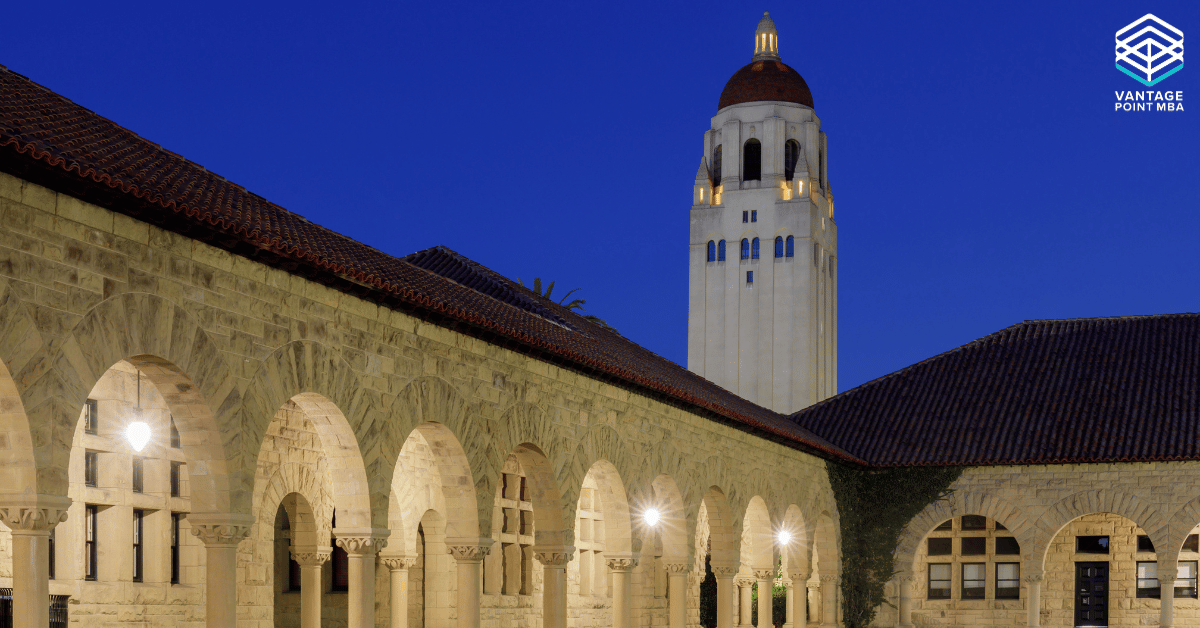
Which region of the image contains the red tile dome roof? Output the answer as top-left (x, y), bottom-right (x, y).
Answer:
top-left (718, 59), bottom-right (814, 111)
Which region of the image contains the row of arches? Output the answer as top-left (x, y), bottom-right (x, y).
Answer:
top-left (710, 139), bottom-right (805, 186)
top-left (706, 236), bottom-right (797, 262)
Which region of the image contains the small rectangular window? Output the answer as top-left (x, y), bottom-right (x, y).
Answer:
top-left (1184, 535), bottom-right (1199, 553)
top-left (170, 414), bottom-right (181, 449)
top-left (961, 537), bottom-right (986, 555)
top-left (170, 462), bottom-right (182, 497)
top-left (995, 537), bottom-right (1021, 555)
top-left (927, 537), bottom-right (952, 555)
top-left (751, 210), bottom-right (757, 222)
top-left (928, 563), bottom-right (951, 599)
top-left (996, 563), bottom-right (1020, 599)
top-left (171, 512), bottom-right (182, 584)
top-left (132, 509), bottom-right (144, 583)
top-left (962, 563), bottom-right (985, 599)
top-left (85, 451), bottom-right (98, 487)
top-left (1137, 561), bottom-right (1160, 598)
top-left (84, 399), bottom-right (98, 434)
top-left (1138, 535), bottom-right (1156, 553)
top-left (132, 457), bottom-right (144, 494)
top-left (934, 519), bottom-right (953, 531)
top-left (1076, 536), bottom-right (1110, 554)
top-left (85, 505), bottom-right (98, 581)
top-left (742, 211), bottom-right (748, 223)
top-left (746, 271), bottom-right (754, 284)
top-left (961, 515), bottom-right (986, 530)
top-left (1177, 561), bottom-right (1198, 598)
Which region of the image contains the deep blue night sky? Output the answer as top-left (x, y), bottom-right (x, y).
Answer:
top-left (5, 1), bottom-right (1198, 398)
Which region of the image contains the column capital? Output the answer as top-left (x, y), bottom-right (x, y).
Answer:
top-left (607, 557), bottom-right (639, 572)
top-left (754, 569), bottom-right (775, 581)
top-left (290, 546), bottom-right (332, 566)
top-left (665, 562), bottom-right (690, 575)
top-left (0, 494), bottom-right (70, 533)
top-left (806, 582), bottom-right (820, 591)
top-left (189, 512), bottom-right (255, 547)
top-left (712, 564), bottom-right (739, 578)
top-left (533, 546), bottom-right (575, 567)
top-left (787, 570), bottom-right (810, 584)
top-left (447, 537), bottom-right (494, 564)
top-left (1024, 572), bottom-right (1045, 584)
top-left (334, 527), bottom-right (390, 556)
top-left (735, 575), bottom-right (757, 588)
top-left (819, 573), bottom-right (838, 583)
top-left (381, 554), bottom-right (418, 571)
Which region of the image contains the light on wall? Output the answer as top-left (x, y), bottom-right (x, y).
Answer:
top-left (126, 369), bottom-right (152, 452)
top-left (777, 530), bottom-right (792, 546)
top-left (643, 508), bottom-right (661, 527)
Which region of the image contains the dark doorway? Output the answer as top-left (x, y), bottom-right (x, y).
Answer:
top-left (1075, 562), bottom-right (1108, 627)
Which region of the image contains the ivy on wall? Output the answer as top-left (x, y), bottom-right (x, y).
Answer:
top-left (826, 462), bottom-right (963, 628)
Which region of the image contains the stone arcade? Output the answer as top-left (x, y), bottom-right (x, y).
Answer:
top-left (0, 12), bottom-right (1198, 628)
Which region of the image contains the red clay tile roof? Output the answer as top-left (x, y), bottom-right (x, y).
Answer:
top-left (790, 314), bottom-right (1200, 467)
top-left (0, 64), bottom-right (858, 463)
top-left (718, 60), bottom-right (814, 111)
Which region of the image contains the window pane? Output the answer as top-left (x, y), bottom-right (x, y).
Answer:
top-left (961, 537), bottom-right (986, 555)
top-left (1076, 536), bottom-right (1110, 553)
top-left (995, 537), bottom-right (1021, 555)
top-left (996, 563), bottom-right (1020, 599)
top-left (962, 563), bottom-right (985, 599)
top-left (1184, 535), bottom-right (1199, 552)
top-left (934, 519), bottom-right (953, 531)
top-left (1137, 561), bottom-right (1160, 598)
top-left (929, 564), bottom-right (951, 579)
top-left (961, 515), bottom-right (986, 530)
top-left (928, 563), bottom-right (951, 600)
top-left (1138, 535), bottom-right (1155, 552)
top-left (927, 538), bottom-right (952, 555)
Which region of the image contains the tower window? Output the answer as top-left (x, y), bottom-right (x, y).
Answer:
top-left (743, 139), bottom-right (761, 181)
top-left (132, 456), bottom-right (144, 494)
top-left (746, 271), bottom-right (754, 284)
top-left (774, 236), bottom-right (784, 258)
top-left (84, 399), bottom-right (98, 435)
top-left (85, 451), bottom-right (98, 487)
top-left (751, 238), bottom-right (760, 259)
top-left (170, 414), bottom-right (180, 448)
top-left (785, 140), bottom-right (800, 181)
top-left (751, 210), bottom-right (757, 222)
top-left (712, 145), bottom-right (722, 184)
top-left (133, 509), bottom-right (144, 583)
top-left (707, 240), bottom-right (716, 262)
top-left (740, 239), bottom-right (749, 260)
top-left (171, 512), bottom-right (181, 584)
top-left (171, 462), bottom-right (183, 497)
top-left (742, 211), bottom-right (748, 223)
top-left (85, 504), bottom-right (98, 581)
top-left (717, 240), bottom-right (726, 261)
top-left (786, 235), bottom-right (795, 257)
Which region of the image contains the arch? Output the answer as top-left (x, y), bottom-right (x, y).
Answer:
top-left (1034, 489), bottom-right (1170, 570)
top-left (707, 240), bottom-right (716, 262)
top-left (702, 486), bottom-right (738, 569)
top-left (390, 421), bottom-right (474, 549)
top-left (1164, 494), bottom-right (1200, 559)
top-left (743, 139), bottom-right (761, 181)
top-left (784, 139), bottom-right (801, 181)
top-left (651, 474), bottom-right (689, 563)
top-left (718, 240), bottom-right (727, 261)
top-left (741, 495), bottom-right (774, 570)
top-left (786, 235), bottom-right (795, 258)
top-left (751, 237), bottom-right (760, 260)
top-left (510, 442), bottom-right (569, 549)
top-left (0, 351), bottom-right (35, 495)
top-left (811, 511), bottom-right (839, 580)
top-left (741, 239), bottom-right (750, 260)
top-left (51, 293), bottom-right (240, 512)
top-left (712, 145), bottom-right (723, 184)
top-left (256, 465), bottom-right (330, 551)
top-left (780, 504), bottom-right (808, 573)
top-left (774, 236), bottom-right (784, 258)
top-left (895, 490), bottom-right (1036, 574)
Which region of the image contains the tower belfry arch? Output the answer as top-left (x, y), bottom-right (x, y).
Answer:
top-left (688, 12), bottom-right (837, 413)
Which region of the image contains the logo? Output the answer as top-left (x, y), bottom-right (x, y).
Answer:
top-left (1115, 14), bottom-right (1183, 86)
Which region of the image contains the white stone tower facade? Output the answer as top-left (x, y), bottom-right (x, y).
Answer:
top-left (687, 12), bottom-right (837, 413)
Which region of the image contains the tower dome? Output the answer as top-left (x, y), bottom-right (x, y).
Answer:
top-left (717, 12), bottom-right (814, 111)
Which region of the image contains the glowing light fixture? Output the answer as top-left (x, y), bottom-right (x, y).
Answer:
top-left (644, 508), bottom-right (661, 527)
top-left (126, 369), bottom-right (152, 452)
top-left (778, 530), bottom-right (792, 545)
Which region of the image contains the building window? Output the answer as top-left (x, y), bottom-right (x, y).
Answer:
top-left (961, 537), bottom-right (986, 555)
top-left (84, 399), bottom-right (98, 435)
top-left (717, 240), bottom-right (726, 261)
top-left (707, 240), bottom-right (716, 262)
top-left (171, 513), bottom-right (182, 584)
top-left (743, 139), bottom-right (761, 181)
top-left (961, 515), bottom-right (986, 530)
top-left (132, 456), bottom-right (144, 493)
top-left (331, 544), bottom-right (349, 592)
top-left (743, 211), bottom-right (749, 223)
top-left (740, 239), bottom-right (750, 260)
top-left (1138, 561), bottom-right (1160, 598)
top-left (785, 235), bottom-right (795, 258)
top-left (962, 563), bottom-right (985, 599)
top-left (774, 236), bottom-right (784, 258)
top-left (171, 462), bottom-right (182, 497)
top-left (85, 505), bottom-right (98, 581)
top-left (784, 139), bottom-right (800, 181)
top-left (1178, 561), bottom-right (1198, 598)
top-left (751, 210), bottom-right (757, 222)
top-left (927, 537), bottom-right (952, 555)
top-left (85, 451), bottom-right (98, 487)
top-left (935, 519), bottom-right (953, 531)
top-left (170, 414), bottom-right (180, 448)
top-left (996, 563), bottom-right (1020, 599)
top-left (751, 238), bottom-right (760, 259)
top-left (1184, 535), bottom-right (1199, 552)
top-left (48, 528), bottom-right (55, 580)
top-left (995, 537), bottom-right (1021, 555)
top-left (1077, 536), bottom-right (1110, 554)
top-left (712, 145), bottom-right (722, 184)
top-left (746, 271), bottom-right (754, 284)
top-left (1138, 535), bottom-right (1156, 552)
top-left (132, 509), bottom-right (144, 583)
top-left (928, 563), bottom-right (951, 599)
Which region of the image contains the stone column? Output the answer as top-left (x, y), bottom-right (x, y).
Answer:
top-left (755, 569), bottom-right (775, 628)
top-left (381, 555), bottom-right (417, 628)
top-left (608, 556), bottom-right (639, 628)
top-left (190, 512), bottom-right (256, 628)
top-left (0, 494), bottom-right (70, 628)
top-left (1159, 563), bottom-right (1178, 628)
top-left (449, 538), bottom-right (495, 628)
top-left (819, 574), bottom-right (837, 627)
top-left (336, 528), bottom-right (389, 628)
top-left (806, 582), bottom-right (820, 626)
top-left (533, 547), bottom-right (574, 628)
top-left (291, 546), bottom-right (331, 628)
top-left (1025, 572), bottom-right (1043, 628)
top-left (896, 570), bottom-right (914, 628)
top-left (666, 563), bottom-right (689, 628)
top-left (786, 570), bottom-right (809, 628)
top-left (736, 576), bottom-right (756, 628)
top-left (713, 565), bottom-right (738, 628)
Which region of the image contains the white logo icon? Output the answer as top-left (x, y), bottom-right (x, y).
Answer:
top-left (1115, 14), bottom-right (1184, 86)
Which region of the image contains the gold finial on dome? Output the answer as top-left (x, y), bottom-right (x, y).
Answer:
top-left (752, 11), bottom-right (780, 60)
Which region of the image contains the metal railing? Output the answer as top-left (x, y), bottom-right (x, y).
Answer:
top-left (0, 590), bottom-right (69, 628)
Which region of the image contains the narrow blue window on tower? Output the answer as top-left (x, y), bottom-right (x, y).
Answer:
top-left (775, 236), bottom-right (784, 258)
top-left (786, 235), bottom-right (795, 257)
top-left (718, 240), bottom-right (726, 261)
top-left (751, 210), bottom-right (757, 222)
top-left (742, 211), bottom-right (748, 223)
top-left (707, 240), bottom-right (716, 262)
top-left (751, 238), bottom-right (760, 259)
top-left (747, 271), bottom-right (754, 284)
top-left (740, 239), bottom-right (750, 260)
